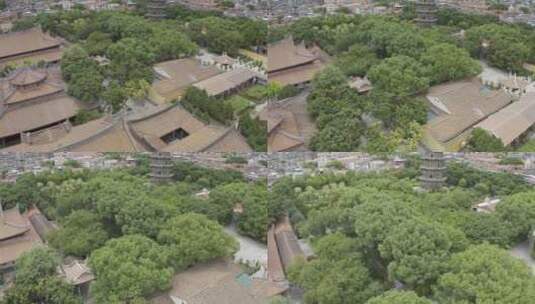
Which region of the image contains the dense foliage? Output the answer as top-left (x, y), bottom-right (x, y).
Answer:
top-left (272, 160), bottom-right (535, 303)
top-left (1, 248), bottom-right (81, 304)
top-left (466, 127), bottom-right (506, 152)
top-left (18, 8), bottom-right (266, 115)
top-left (0, 160), bottom-right (268, 302)
top-left (270, 9), bottom-right (535, 151)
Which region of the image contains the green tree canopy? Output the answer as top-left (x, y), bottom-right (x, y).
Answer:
top-left (2, 248), bottom-right (81, 304)
top-left (366, 291), bottom-right (433, 304)
top-left (89, 235), bottom-right (173, 303)
top-left (48, 210), bottom-right (109, 257)
top-left (434, 244), bottom-right (535, 304)
top-left (379, 218), bottom-right (468, 295)
top-left (421, 43), bottom-right (482, 84)
top-left (466, 128), bottom-right (506, 152)
top-left (496, 190), bottom-right (535, 242)
top-left (157, 213), bottom-right (238, 270)
top-left (368, 55), bottom-right (429, 97)
top-left (288, 233), bottom-right (383, 304)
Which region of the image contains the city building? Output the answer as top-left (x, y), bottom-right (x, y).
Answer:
top-left (0, 67), bottom-right (87, 148)
top-left (267, 36), bottom-right (329, 87)
top-left (419, 151), bottom-right (446, 190)
top-left (0, 27), bottom-right (64, 68)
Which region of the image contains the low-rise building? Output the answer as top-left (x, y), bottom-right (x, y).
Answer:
top-left (422, 78), bottom-right (513, 151)
top-left (267, 36), bottom-right (329, 87)
top-left (0, 27), bottom-right (64, 69)
top-left (0, 206), bottom-right (52, 272)
top-left (0, 67), bottom-right (87, 148)
top-left (475, 92), bottom-right (535, 147)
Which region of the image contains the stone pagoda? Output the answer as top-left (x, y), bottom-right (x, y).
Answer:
top-left (149, 152), bottom-right (174, 184)
top-left (419, 151), bottom-right (446, 191)
top-left (415, 0), bottom-right (438, 27)
top-left (145, 0), bottom-right (167, 19)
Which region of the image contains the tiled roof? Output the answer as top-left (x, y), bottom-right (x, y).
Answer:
top-left (424, 78), bottom-right (512, 144)
top-left (0, 28), bottom-right (61, 60)
top-left (475, 92), bottom-right (535, 145)
top-left (267, 37), bottom-right (317, 73)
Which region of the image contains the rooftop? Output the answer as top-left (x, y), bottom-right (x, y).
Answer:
top-left (475, 92), bottom-right (535, 146)
top-left (152, 259), bottom-right (284, 304)
top-left (267, 36), bottom-right (317, 73)
top-left (151, 58), bottom-right (222, 104)
top-left (424, 78), bottom-right (512, 147)
top-left (0, 27), bottom-right (61, 60)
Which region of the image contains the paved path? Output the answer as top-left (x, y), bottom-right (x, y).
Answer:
top-left (224, 225), bottom-right (267, 267)
top-left (510, 241), bottom-right (535, 274)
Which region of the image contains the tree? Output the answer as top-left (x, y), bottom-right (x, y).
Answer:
top-left (496, 191), bottom-right (535, 242)
top-left (157, 213), bottom-right (238, 270)
top-left (368, 55), bottom-right (429, 97)
top-left (13, 248), bottom-right (59, 285)
top-left (48, 210), bottom-right (109, 257)
top-left (102, 81), bottom-right (127, 112)
top-left (466, 128), bottom-right (506, 152)
top-left (89, 235), bottom-right (173, 303)
top-left (2, 248), bottom-right (82, 304)
top-left (180, 86), bottom-right (233, 124)
top-left (236, 184), bottom-right (269, 241)
top-left (459, 212), bottom-right (516, 247)
top-left (434, 244), bottom-right (535, 304)
top-left (84, 31), bottom-right (113, 56)
top-left (464, 24), bottom-right (530, 72)
top-left (379, 218), bottom-right (468, 295)
top-left (207, 182), bottom-right (250, 224)
top-left (288, 234), bottom-right (383, 304)
top-left (310, 108), bottom-right (364, 151)
top-left (334, 43), bottom-right (380, 77)
top-left (61, 45), bottom-right (104, 102)
top-left (365, 291), bottom-right (432, 304)
top-left (124, 78), bottom-right (150, 102)
top-left (422, 43), bottom-right (482, 84)
top-left (2, 277), bottom-right (82, 304)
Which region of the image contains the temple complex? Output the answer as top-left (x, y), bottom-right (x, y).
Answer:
top-left (419, 151), bottom-right (446, 190)
top-left (267, 36), bottom-right (329, 87)
top-left (2, 104), bottom-right (253, 153)
top-left (0, 28), bottom-right (63, 68)
top-left (0, 67), bottom-right (86, 148)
